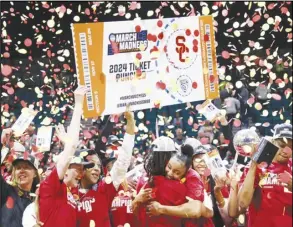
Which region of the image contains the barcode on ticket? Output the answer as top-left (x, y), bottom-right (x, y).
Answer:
top-left (205, 24), bottom-right (213, 77)
top-left (79, 33), bottom-right (94, 111)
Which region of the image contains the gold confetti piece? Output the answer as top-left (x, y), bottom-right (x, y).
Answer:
top-left (172, 23), bottom-right (178, 30)
top-left (139, 44), bottom-right (145, 51)
top-left (255, 103), bottom-right (262, 111)
top-left (202, 6), bottom-right (210, 16)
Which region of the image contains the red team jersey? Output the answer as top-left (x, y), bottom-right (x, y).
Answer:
top-left (136, 175), bottom-right (187, 227)
top-left (240, 160), bottom-right (292, 227)
top-left (183, 169), bottom-right (212, 227)
top-left (39, 168), bottom-right (77, 227)
top-left (74, 179), bottom-right (117, 227)
top-left (110, 186), bottom-right (135, 227)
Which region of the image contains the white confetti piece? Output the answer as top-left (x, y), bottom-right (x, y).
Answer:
top-left (47, 19), bottom-right (55, 28)
top-left (73, 16), bottom-right (80, 22)
top-left (18, 49), bottom-right (27, 54)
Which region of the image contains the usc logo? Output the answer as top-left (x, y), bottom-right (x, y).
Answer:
top-left (176, 36), bottom-right (189, 63)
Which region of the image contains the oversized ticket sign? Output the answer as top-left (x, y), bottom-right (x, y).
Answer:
top-left (72, 16), bottom-right (219, 118)
top-left (204, 149), bottom-right (227, 179)
top-left (12, 108), bottom-right (38, 137)
top-left (36, 126), bottom-right (53, 152)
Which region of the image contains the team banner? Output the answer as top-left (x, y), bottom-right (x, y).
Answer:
top-left (72, 16), bottom-right (219, 118)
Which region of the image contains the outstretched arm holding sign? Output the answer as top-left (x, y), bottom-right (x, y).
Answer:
top-left (56, 86), bottom-right (88, 180)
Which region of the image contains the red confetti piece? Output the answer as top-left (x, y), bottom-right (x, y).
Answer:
top-left (158, 32), bottom-right (164, 40)
top-left (157, 20), bottom-right (163, 27)
top-left (268, 3), bottom-right (276, 10)
top-left (1, 65), bottom-right (12, 77)
top-left (24, 38), bottom-right (32, 47)
top-left (7, 87), bottom-right (14, 95)
top-left (185, 29), bottom-right (191, 36)
top-left (209, 75), bottom-right (215, 83)
top-left (221, 51), bottom-right (230, 59)
top-left (252, 14), bottom-right (261, 23)
top-left (6, 196), bottom-right (14, 209)
top-left (204, 34), bottom-right (209, 42)
top-left (193, 39), bottom-right (198, 46)
top-left (281, 7), bottom-right (288, 14)
top-left (147, 33), bottom-right (153, 41)
top-left (194, 30), bottom-right (199, 37)
top-left (136, 53), bottom-right (142, 60)
top-left (192, 82), bottom-right (198, 89)
top-left (135, 25), bottom-right (141, 33)
top-left (193, 45), bottom-right (198, 53)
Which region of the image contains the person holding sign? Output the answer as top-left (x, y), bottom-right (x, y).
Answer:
top-left (38, 86), bottom-right (89, 227)
top-left (238, 124), bottom-right (292, 227)
top-left (73, 106), bottom-right (135, 227)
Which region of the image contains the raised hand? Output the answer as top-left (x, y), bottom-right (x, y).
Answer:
top-left (214, 175), bottom-right (227, 190)
top-left (55, 124), bottom-right (72, 145)
top-left (124, 105), bottom-right (134, 122)
top-left (74, 85), bottom-right (88, 104)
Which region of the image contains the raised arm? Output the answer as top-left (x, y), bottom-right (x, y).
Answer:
top-left (228, 175), bottom-right (241, 218)
top-left (237, 161), bottom-right (258, 210)
top-left (56, 86), bottom-right (87, 180)
top-left (110, 108), bottom-right (135, 190)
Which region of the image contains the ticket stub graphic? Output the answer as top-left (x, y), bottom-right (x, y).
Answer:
top-left (72, 16), bottom-right (219, 118)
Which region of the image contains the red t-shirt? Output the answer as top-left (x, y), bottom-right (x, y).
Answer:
top-left (39, 168), bottom-right (77, 227)
top-left (240, 160), bottom-right (292, 227)
top-left (74, 179), bottom-right (117, 227)
top-left (110, 186), bottom-right (135, 227)
top-left (136, 175), bottom-right (187, 227)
